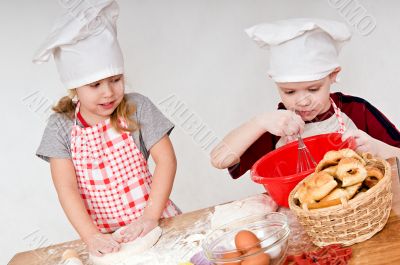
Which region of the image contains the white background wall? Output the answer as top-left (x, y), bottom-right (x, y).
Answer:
top-left (2, 0), bottom-right (399, 263)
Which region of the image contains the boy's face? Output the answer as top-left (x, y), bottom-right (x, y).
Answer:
top-left (276, 75), bottom-right (333, 121)
top-left (76, 74), bottom-right (125, 121)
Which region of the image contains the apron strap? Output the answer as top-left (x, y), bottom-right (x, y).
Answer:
top-left (73, 101), bottom-right (116, 128)
top-left (330, 97), bottom-right (346, 134)
top-left (74, 101), bottom-right (80, 126)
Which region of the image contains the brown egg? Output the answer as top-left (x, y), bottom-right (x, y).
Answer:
top-left (241, 247), bottom-right (270, 265)
top-left (222, 250), bottom-right (242, 265)
top-left (235, 230), bottom-right (261, 251)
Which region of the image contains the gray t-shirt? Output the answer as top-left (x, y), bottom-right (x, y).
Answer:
top-left (36, 93), bottom-right (174, 162)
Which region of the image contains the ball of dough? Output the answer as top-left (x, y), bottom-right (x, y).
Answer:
top-left (89, 226), bottom-right (162, 265)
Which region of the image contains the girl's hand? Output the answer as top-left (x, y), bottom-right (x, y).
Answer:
top-left (342, 129), bottom-right (379, 155)
top-left (85, 233), bottom-right (120, 257)
top-left (114, 216), bottom-right (159, 243)
top-left (254, 110), bottom-right (305, 137)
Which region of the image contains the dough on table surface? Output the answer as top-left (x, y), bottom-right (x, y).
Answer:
top-left (89, 226), bottom-right (162, 265)
top-left (211, 194), bottom-right (277, 229)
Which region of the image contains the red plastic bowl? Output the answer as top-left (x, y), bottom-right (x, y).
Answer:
top-left (251, 133), bottom-right (356, 207)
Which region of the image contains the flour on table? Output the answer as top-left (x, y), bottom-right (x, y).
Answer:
top-left (88, 213), bottom-right (212, 265)
top-left (61, 257), bottom-right (83, 265)
top-left (211, 194), bottom-right (278, 229)
top-left (85, 195), bottom-right (276, 265)
top-left (90, 226), bottom-right (162, 265)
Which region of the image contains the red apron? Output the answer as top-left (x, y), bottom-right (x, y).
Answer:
top-left (70, 103), bottom-right (180, 233)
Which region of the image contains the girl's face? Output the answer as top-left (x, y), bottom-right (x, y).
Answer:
top-left (276, 70), bottom-right (338, 121)
top-left (76, 74), bottom-right (124, 122)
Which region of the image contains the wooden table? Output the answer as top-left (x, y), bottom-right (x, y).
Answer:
top-left (9, 158), bottom-right (400, 265)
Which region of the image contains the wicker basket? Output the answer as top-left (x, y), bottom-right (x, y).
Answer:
top-left (288, 158), bottom-right (393, 247)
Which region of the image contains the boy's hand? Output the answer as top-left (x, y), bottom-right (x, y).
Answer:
top-left (85, 232), bottom-right (120, 257)
top-left (254, 110), bottom-right (305, 137)
top-left (114, 216), bottom-right (159, 243)
top-left (342, 129), bottom-right (378, 155)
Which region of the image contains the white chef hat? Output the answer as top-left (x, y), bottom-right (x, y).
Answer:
top-left (32, 0), bottom-right (124, 89)
top-left (245, 18), bottom-right (352, 83)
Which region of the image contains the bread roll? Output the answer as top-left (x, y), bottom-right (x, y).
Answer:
top-left (336, 158), bottom-right (367, 187)
top-left (316, 159), bottom-right (339, 173)
top-left (307, 198), bottom-right (342, 210)
top-left (339, 149), bottom-right (365, 165)
top-left (364, 166), bottom-right (384, 188)
top-left (322, 150), bottom-right (343, 163)
top-left (322, 165), bottom-right (338, 177)
top-left (294, 172), bottom-right (338, 204)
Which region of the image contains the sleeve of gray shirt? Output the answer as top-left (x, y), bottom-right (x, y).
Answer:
top-left (128, 93), bottom-right (174, 153)
top-left (36, 113), bottom-right (73, 162)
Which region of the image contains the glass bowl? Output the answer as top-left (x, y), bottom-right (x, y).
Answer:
top-left (202, 212), bottom-right (290, 265)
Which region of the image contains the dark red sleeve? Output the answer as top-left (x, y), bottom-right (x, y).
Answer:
top-left (228, 132), bottom-right (279, 179)
top-left (333, 92), bottom-right (400, 147)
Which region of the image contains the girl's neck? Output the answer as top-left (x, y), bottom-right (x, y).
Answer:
top-left (79, 107), bottom-right (110, 126)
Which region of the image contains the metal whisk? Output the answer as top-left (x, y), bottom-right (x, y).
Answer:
top-left (296, 133), bottom-right (317, 173)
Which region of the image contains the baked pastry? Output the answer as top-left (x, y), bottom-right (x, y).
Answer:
top-left (322, 165), bottom-right (338, 177)
top-left (294, 149), bottom-right (385, 210)
top-left (316, 148), bottom-right (365, 173)
top-left (364, 166), bottom-right (384, 188)
top-left (321, 182), bottom-right (362, 201)
top-left (336, 158), bottom-right (367, 187)
top-left (294, 172), bottom-right (338, 204)
top-left (339, 149), bottom-right (365, 165)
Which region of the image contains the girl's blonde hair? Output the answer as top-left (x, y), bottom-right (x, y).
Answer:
top-left (52, 89), bottom-right (139, 132)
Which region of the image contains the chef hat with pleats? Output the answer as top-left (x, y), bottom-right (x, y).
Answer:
top-left (245, 18), bottom-right (352, 83)
top-left (32, 0), bottom-right (123, 89)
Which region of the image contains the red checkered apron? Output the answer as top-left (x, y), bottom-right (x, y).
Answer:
top-left (70, 103), bottom-right (180, 233)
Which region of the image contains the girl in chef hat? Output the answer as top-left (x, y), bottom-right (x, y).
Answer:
top-left (211, 18), bottom-right (400, 178)
top-left (34, 0), bottom-right (180, 256)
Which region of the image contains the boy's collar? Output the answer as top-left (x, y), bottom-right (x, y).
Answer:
top-left (277, 102), bottom-right (335, 124)
top-left (308, 104), bottom-right (335, 123)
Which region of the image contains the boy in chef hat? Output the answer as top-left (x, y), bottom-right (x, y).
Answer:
top-left (211, 18), bottom-right (400, 178)
top-left (34, 0), bottom-right (180, 256)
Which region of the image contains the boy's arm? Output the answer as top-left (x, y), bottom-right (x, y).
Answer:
top-left (210, 117), bottom-right (267, 169)
top-left (376, 141), bottom-right (400, 159)
top-left (342, 130), bottom-right (400, 159)
top-left (50, 158), bottom-right (119, 255)
top-left (210, 110), bottom-right (304, 169)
